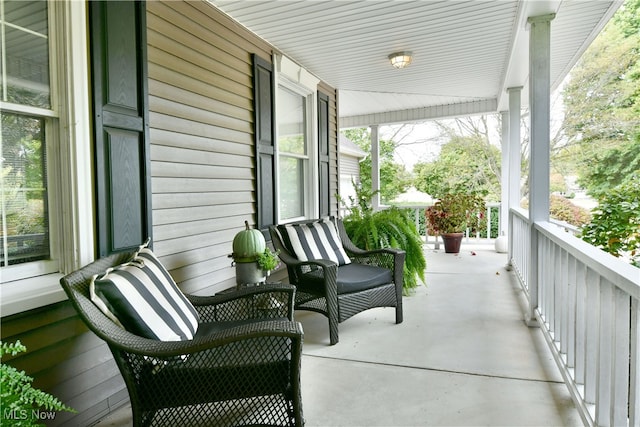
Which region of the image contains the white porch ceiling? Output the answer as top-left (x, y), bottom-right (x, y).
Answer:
top-left (209, 0), bottom-right (622, 127)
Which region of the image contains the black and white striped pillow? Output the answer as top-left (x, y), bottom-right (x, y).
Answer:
top-left (279, 219), bottom-right (351, 266)
top-left (90, 246), bottom-right (199, 341)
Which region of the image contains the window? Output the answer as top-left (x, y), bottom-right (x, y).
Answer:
top-left (277, 85), bottom-right (308, 220)
top-left (1, 0), bottom-right (92, 315)
top-left (275, 55), bottom-right (320, 222)
top-left (1, 0), bottom-right (54, 269)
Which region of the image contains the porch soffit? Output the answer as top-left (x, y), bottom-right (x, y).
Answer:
top-left (209, 0), bottom-right (622, 126)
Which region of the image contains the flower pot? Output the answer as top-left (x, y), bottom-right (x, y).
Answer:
top-left (235, 261), bottom-right (266, 287)
top-left (441, 232), bottom-right (464, 254)
top-left (494, 235), bottom-right (508, 253)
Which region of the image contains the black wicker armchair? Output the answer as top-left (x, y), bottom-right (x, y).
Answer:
top-left (270, 217), bottom-right (405, 345)
top-left (60, 250), bottom-right (304, 427)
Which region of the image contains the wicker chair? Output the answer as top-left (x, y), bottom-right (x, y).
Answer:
top-left (269, 218), bottom-right (405, 345)
top-left (60, 251), bottom-right (304, 427)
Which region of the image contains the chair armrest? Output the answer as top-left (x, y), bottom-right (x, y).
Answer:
top-left (186, 284), bottom-right (297, 322)
top-left (109, 319), bottom-right (304, 359)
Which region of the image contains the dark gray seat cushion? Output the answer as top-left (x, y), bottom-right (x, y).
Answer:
top-left (302, 263), bottom-right (393, 295)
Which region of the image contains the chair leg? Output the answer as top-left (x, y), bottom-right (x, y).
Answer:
top-left (395, 303), bottom-right (403, 324)
top-left (328, 315), bottom-right (339, 345)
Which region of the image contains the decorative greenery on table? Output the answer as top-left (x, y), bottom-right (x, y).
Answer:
top-left (341, 184), bottom-right (426, 294)
top-left (257, 247), bottom-right (280, 273)
top-left (1, 340), bottom-right (76, 426)
top-left (424, 193), bottom-right (485, 235)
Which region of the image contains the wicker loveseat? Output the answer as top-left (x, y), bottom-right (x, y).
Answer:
top-left (60, 249), bottom-right (304, 427)
top-left (270, 217), bottom-right (405, 345)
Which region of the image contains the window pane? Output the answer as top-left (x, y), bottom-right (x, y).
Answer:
top-left (1, 112), bottom-right (50, 266)
top-left (279, 156), bottom-right (304, 220)
top-left (277, 86), bottom-right (306, 155)
top-left (2, 0), bottom-right (50, 108)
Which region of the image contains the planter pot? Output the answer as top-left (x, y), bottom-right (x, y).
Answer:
top-left (441, 232), bottom-right (464, 254)
top-left (235, 261), bottom-right (266, 287)
top-left (494, 235), bottom-right (508, 253)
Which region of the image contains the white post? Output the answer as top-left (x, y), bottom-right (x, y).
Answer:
top-left (507, 87), bottom-right (522, 263)
top-left (527, 14), bottom-right (554, 325)
top-left (500, 110), bottom-right (509, 238)
top-left (370, 124), bottom-right (381, 211)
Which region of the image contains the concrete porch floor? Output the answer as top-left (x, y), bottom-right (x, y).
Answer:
top-left (96, 243), bottom-right (581, 426)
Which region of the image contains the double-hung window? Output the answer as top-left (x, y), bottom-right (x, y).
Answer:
top-left (1, 0), bottom-right (92, 316)
top-left (275, 55), bottom-right (320, 222)
top-left (1, 0), bottom-right (55, 271)
top-left (277, 85), bottom-right (308, 220)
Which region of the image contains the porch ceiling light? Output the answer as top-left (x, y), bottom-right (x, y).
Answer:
top-left (388, 51), bottom-right (413, 69)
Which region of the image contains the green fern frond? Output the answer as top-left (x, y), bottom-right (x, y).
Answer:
top-left (343, 200), bottom-right (427, 293)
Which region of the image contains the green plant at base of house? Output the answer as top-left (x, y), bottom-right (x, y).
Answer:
top-left (1, 341), bottom-right (76, 426)
top-left (580, 174), bottom-right (640, 267)
top-left (340, 184), bottom-right (426, 294)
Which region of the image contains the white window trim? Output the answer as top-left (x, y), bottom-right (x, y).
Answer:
top-left (1, 0), bottom-right (93, 318)
top-left (274, 53), bottom-right (320, 223)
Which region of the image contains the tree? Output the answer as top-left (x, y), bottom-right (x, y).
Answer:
top-left (342, 128), bottom-right (411, 203)
top-left (560, 0), bottom-right (640, 195)
top-left (412, 117), bottom-right (501, 200)
top-left (577, 135), bottom-right (640, 198)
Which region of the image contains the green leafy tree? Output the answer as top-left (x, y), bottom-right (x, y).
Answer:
top-left (560, 0), bottom-right (640, 194)
top-left (342, 128), bottom-right (411, 203)
top-left (413, 134), bottom-right (501, 200)
top-left (576, 135), bottom-right (640, 198)
top-left (580, 174), bottom-right (640, 267)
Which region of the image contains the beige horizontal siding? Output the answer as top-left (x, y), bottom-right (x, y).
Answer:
top-left (147, 0), bottom-right (338, 294)
top-left (0, 302), bottom-right (127, 427)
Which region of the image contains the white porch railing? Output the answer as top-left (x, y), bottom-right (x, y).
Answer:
top-left (340, 203), bottom-right (501, 248)
top-left (510, 208), bottom-right (640, 427)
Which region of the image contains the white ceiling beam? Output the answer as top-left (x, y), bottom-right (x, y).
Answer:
top-left (340, 98), bottom-right (498, 128)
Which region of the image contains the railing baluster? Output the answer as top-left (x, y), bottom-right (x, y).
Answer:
top-left (630, 298), bottom-right (640, 427)
top-left (584, 269), bottom-right (599, 405)
top-left (612, 286), bottom-right (630, 426)
top-left (596, 279), bottom-right (614, 426)
top-left (566, 255), bottom-right (576, 367)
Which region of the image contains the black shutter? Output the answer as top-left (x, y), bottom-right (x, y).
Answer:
top-left (90, 0), bottom-right (152, 256)
top-left (252, 54), bottom-right (277, 232)
top-left (318, 91), bottom-right (331, 218)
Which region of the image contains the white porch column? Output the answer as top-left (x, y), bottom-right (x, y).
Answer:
top-left (370, 124), bottom-right (381, 210)
top-left (527, 14), bottom-right (554, 325)
top-left (500, 110), bottom-right (509, 238)
top-left (507, 87), bottom-right (522, 261)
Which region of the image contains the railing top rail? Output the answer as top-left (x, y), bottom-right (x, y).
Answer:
top-left (510, 207), bottom-right (529, 221)
top-left (535, 220), bottom-right (640, 298)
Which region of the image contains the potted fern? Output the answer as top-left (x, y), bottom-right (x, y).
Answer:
top-left (341, 185), bottom-right (426, 293)
top-left (425, 193), bottom-right (485, 253)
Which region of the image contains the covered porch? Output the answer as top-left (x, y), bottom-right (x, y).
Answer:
top-left (98, 242), bottom-right (582, 426)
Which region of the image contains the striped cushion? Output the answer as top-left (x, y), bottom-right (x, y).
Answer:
top-left (90, 246), bottom-right (199, 341)
top-left (279, 219), bottom-right (351, 266)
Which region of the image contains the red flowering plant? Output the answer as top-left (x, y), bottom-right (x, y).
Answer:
top-left (425, 193), bottom-right (485, 235)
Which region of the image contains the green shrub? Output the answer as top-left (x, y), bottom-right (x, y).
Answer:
top-left (1, 341), bottom-right (76, 426)
top-left (581, 175), bottom-right (640, 267)
top-left (521, 195), bottom-right (591, 227)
